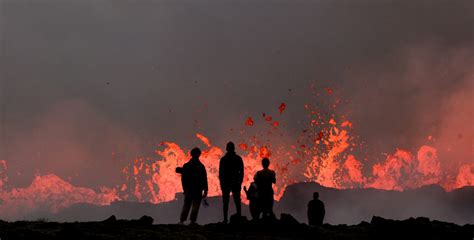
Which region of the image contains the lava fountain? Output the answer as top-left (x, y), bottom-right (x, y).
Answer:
top-left (0, 86), bottom-right (472, 219)
top-left (116, 87), bottom-right (474, 204)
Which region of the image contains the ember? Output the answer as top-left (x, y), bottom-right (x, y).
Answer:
top-left (0, 87), bottom-right (472, 219)
top-left (115, 88), bottom-right (473, 204)
top-left (245, 117), bottom-right (255, 126)
top-left (279, 103), bottom-right (286, 114)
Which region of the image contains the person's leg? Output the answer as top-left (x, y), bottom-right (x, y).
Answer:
top-left (180, 194), bottom-right (192, 223)
top-left (261, 193), bottom-right (274, 219)
top-left (269, 196), bottom-right (275, 219)
top-left (222, 186), bottom-right (230, 223)
top-left (190, 195), bottom-right (202, 223)
top-left (320, 210), bottom-right (325, 225)
top-left (308, 210), bottom-right (315, 226)
top-left (232, 185), bottom-right (241, 216)
top-left (318, 213), bottom-right (324, 225)
top-left (259, 194), bottom-right (268, 218)
top-left (249, 201), bottom-right (259, 220)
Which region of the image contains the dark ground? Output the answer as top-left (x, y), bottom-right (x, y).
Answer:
top-left (43, 183), bottom-right (474, 225)
top-left (1, 183), bottom-right (473, 239)
top-left (1, 215), bottom-right (473, 240)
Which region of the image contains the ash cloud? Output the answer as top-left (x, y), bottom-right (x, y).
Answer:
top-left (0, 0), bottom-right (473, 189)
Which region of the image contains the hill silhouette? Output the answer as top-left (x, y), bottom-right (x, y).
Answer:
top-left (18, 182), bottom-right (473, 225)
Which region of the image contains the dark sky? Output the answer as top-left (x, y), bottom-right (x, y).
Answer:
top-left (0, 0), bottom-right (473, 188)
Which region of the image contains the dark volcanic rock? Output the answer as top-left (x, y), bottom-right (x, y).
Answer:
top-left (229, 214), bottom-right (248, 224)
top-left (280, 213), bottom-right (300, 225)
top-left (58, 223), bottom-right (85, 240)
top-left (102, 215), bottom-right (117, 223)
top-left (370, 216), bottom-right (471, 240)
top-left (136, 215), bottom-right (154, 225)
top-left (277, 183), bottom-right (474, 225)
top-left (0, 217), bottom-right (472, 240)
top-left (43, 183), bottom-right (474, 225)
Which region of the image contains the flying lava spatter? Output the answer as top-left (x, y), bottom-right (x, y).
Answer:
top-left (0, 85), bottom-right (472, 219)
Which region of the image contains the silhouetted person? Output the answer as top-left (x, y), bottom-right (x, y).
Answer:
top-left (177, 148), bottom-right (208, 225)
top-left (254, 158), bottom-right (276, 219)
top-left (219, 142), bottom-right (244, 223)
top-left (244, 182), bottom-right (260, 221)
top-left (307, 191), bottom-right (325, 226)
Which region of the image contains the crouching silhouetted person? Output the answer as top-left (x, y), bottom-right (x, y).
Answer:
top-left (307, 191), bottom-right (325, 226)
top-left (243, 182), bottom-right (260, 221)
top-left (254, 158), bottom-right (276, 220)
top-left (177, 148), bottom-right (208, 225)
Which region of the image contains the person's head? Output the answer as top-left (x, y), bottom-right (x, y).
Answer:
top-left (313, 191), bottom-right (319, 200)
top-left (190, 147), bottom-right (201, 159)
top-left (226, 142), bottom-right (235, 152)
top-left (261, 158), bottom-right (270, 169)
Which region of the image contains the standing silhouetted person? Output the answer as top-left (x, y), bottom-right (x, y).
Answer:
top-left (307, 191), bottom-right (325, 226)
top-left (219, 142), bottom-right (244, 223)
top-left (177, 148), bottom-right (208, 225)
top-left (254, 158), bottom-right (276, 219)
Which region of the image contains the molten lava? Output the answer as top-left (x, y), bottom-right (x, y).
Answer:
top-left (0, 174), bottom-right (117, 219)
top-left (116, 91), bottom-right (473, 204)
top-left (0, 86), bottom-right (472, 219)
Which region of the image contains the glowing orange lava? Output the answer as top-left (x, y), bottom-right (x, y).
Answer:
top-left (0, 174), bottom-right (117, 219)
top-left (115, 93), bottom-right (473, 204)
top-left (0, 86), bottom-right (472, 219)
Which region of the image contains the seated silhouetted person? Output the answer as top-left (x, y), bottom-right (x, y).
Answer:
top-left (254, 158), bottom-right (276, 219)
top-left (307, 191), bottom-right (325, 226)
top-left (176, 148), bottom-right (208, 225)
top-left (219, 142), bottom-right (244, 223)
top-left (244, 182), bottom-right (260, 221)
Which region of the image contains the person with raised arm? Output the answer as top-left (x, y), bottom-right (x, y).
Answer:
top-left (176, 147), bottom-right (208, 225)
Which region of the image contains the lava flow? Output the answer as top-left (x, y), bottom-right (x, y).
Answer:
top-left (0, 160), bottom-right (118, 219)
top-left (0, 87), bottom-right (473, 220)
top-left (117, 87), bottom-right (474, 204)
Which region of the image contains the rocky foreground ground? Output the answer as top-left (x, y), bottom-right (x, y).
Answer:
top-left (39, 184), bottom-right (474, 225)
top-left (0, 215), bottom-right (473, 240)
